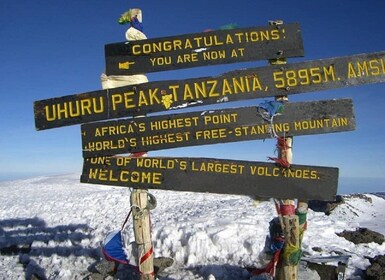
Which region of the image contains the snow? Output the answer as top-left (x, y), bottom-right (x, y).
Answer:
top-left (1, 174), bottom-right (385, 279)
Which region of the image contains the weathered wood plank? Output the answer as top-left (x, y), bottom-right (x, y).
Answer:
top-left (104, 23), bottom-right (304, 75)
top-left (81, 99), bottom-right (355, 157)
top-left (34, 51), bottom-right (384, 130)
top-left (81, 156), bottom-right (339, 201)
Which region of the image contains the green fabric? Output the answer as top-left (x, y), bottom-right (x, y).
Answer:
top-left (282, 243), bottom-right (303, 265)
top-left (118, 10), bottom-right (132, 25)
top-left (296, 210), bottom-right (307, 225)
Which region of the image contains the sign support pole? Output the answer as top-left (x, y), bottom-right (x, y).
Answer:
top-left (102, 8), bottom-right (155, 279)
top-left (131, 189), bottom-right (155, 279)
top-left (268, 20), bottom-right (301, 280)
top-left (125, 10), bottom-right (156, 278)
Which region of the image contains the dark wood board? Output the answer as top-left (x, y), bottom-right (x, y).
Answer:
top-left (81, 99), bottom-right (355, 157)
top-left (34, 51), bottom-right (384, 130)
top-left (105, 23), bottom-right (304, 75)
top-left (81, 156), bottom-right (338, 201)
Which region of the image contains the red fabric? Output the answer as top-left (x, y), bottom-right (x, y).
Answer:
top-left (269, 136), bottom-right (291, 168)
top-left (268, 157), bottom-right (290, 168)
top-left (130, 152), bottom-right (147, 158)
top-left (139, 246), bottom-right (155, 275)
top-left (277, 137), bottom-right (290, 150)
top-left (280, 204), bottom-right (295, 215)
top-left (102, 247), bottom-right (129, 265)
top-left (250, 250), bottom-right (281, 277)
top-left (140, 246), bottom-right (154, 265)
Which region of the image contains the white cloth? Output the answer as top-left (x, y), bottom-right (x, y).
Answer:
top-left (100, 73), bottom-right (148, 89)
top-left (101, 27), bottom-right (148, 90)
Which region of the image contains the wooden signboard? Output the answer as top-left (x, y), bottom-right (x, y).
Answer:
top-left (81, 99), bottom-right (355, 157)
top-left (34, 51), bottom-right (384, 130)
top-left (105, 23), bottom-right (304, 75)
top-left (81, 156), bottom-right (338, 200)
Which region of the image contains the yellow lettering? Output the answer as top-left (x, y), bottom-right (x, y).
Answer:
top-left (323, 65), bottom-right (337, 81)
top-left (194, 82), bottom-right (207, 98)
top-left (123, 92), bottom-right (136, 109)
top-left (184, 39), bottom-right (192, 49)
top-left (348, 58), bottom-right (385, 78)
top-left (203, 113), bottom-right (237, 125)
top-left (89, 156), bottom-right (111, 165)
top-left (203, 50), bottom-right (226, 60)
top-left (348, 62), bottom-right (357, 78)
top-left (357, 61), bottom-right (369, 77)
top-left (222, 79), bottom-right (232, 95)
top-left (41, 96), bottom-right (106, 123)
top-left (45, 105), bottom-right (56, 121)
top-left (226, 34), bottom-right (234, 44)
top-left (111, 94), bottom-right (122, 111)
top-left (249, 166), bottom-right (280, 177)
top-left (294, 119), bottom-right (333, 130)
top-left (132, 45), bottom-right (141, 55)
top-left (183, 84), bottom-right (194, 100)
top-left (195, 128), bottom-right (227, 140)
top-left (138, 91), bottom-right (149, 106)
top-left (141, 132), bottom-right (190, 146)
top-left (271, 29), bottom-right (280, 40)
top-left (207, 80), bottom-right (219, 97)
top-left (251, 76), bottom-right (263, 91)
top-left (179, 160), bottom-right (187, 171)
top-left (116, 157), bottom-right (131, 166)
top-left (369, 59), bottom-right (381, 76)
top-left (150, 117), bottom-right (198, 131)
top-left (281, 168), bottom-right (319, 180)
top-left (190, 161), bottom-right (244, 174)
top-left (177, 54), bottom-right (197, 63)
top-left (173, 39), bottom-right (182, 50)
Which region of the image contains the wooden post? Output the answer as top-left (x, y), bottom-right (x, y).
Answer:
top-left (125, 10), bottom-right (155, 279)
top-left (131, 189), bottom-right (155, 280)
top-left (268, 20), bottom-right (301, 280)
top-left (102, 8), bottom-right (155, 279)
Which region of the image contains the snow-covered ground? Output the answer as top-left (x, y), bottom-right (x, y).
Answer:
top-left (1, 174), bottom-right (385, 279)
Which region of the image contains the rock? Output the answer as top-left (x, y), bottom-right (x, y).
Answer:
top-left (154, 257), bottom-right (174, 274)
top-left (305, 262), bottom-right (338, 280)
top-left (345, 193), bottom-right (373, 203)
top-left (30, 274), bottom-right (43, 280)
top-left (337, 228), bottom-right (385, 245)
top-left (94, 260), bottom-right (117, 276)
top-left (312, 247), bottom-right (323, 253)
top-left (298, 262), bottom-right (321, 280)
top-left (308, 195), bottom-right (344, 215)
top-left (84, 273), bottom-right (105, 280)
top-left (365, 255), bottom-right (385, 279)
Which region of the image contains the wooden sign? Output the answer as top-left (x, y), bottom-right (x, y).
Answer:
top-left (81, 99), bottom-right (355, 157)
top-left (34, 51), bottom-right (384, 130)
top-left (105, 23), bottom-right (304, 75)
top-left (81, 156), bottom-right (338, 200)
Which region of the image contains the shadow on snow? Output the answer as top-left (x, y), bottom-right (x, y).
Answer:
top-left (0, 217), bottom-right (100, 280)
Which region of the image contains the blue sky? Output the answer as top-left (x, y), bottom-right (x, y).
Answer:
top-left (1, 1), bottom-right (385, 193)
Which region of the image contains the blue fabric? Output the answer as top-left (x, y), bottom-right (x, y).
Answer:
top-left (259, 101), bottom-right (284, 117)
top-left (103, 230), bottom-right (129, 264)
top-left (269, 237), bottom-right (285, 252)
top-left (130, 17), bottom-right (144, 32)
